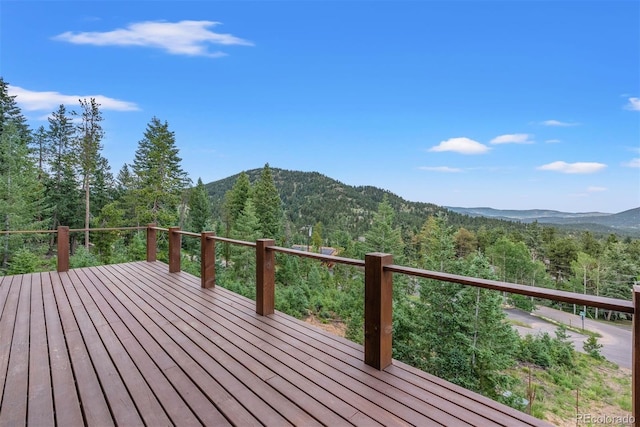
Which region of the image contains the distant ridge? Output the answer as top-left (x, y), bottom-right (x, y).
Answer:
top-left (446, 206), bottom-right (640, 232)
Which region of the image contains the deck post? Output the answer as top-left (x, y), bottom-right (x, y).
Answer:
top-left (57, 226), bottom-right (70, 272)
top-left (633, 285), bottom-right (640, 426)
top-left (146, 224), bottom-right (157, 262)
top-left (256, 239), bottom-right (275, 316)
top-left (168, 227), bottom-right (181, 273)
top-left (201, 232), bottom-right (216, 288)
top-left (364, 252), bottom-right (393, 370)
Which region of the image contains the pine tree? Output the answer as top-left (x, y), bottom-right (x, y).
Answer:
top-left (416, 213), bottom-right (455, 271)
top-left (0, 123), bottom-right (45, 269)
top-left (363, 195), bottom-right (404, 259)
top-left (418, 253), bottom-right (518, 397)
top-left (46, 104), bottom-right (81, 231)
top-left (75, 98), bottom-right (105, 247)
top-left (230, 198), bottom-right (261, 281)
top-left (253, 164), bottom-right (283, 240)
top-left (188, 178), bottom-right (213, 232)
top-left (31, 126), bottom-right (49, 184)
top-left (0, 78), bottom-right (30, 142)
top-left (132, 117), bottom-right (190, 226)
top-left (311, 222), bottom-right (323, 250)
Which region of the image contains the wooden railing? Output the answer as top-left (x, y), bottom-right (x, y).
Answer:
top-left (8, 224), bottom-right (639, 422)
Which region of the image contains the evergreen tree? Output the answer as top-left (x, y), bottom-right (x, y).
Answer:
top-left (0, 123), bottom-right (45, 269)
top-left (253, 164), bottom-right (283, 240)
top-left (417, 213), bottom-right (454, 271)
top-left (418, 253), bottom-right (518, 398)
top-left (222, 171), bottom-right (252, 263)
top-left (32, 125), bottom-right (49, 184)
top-left (601, 242), bottom-right (637, 319)
top-left (46, 104), bottom-right (81, 231)
top-left (113, 163), bottom-right (138, 223)
top-left (75, 98), bottom-right (105, 247)
top-left (188, 178), bottom-right (213, 232)
top-left (223, 172), bottom-right (251, 231)
top-left (90, 155), bottom-right (115, 218)
top-left (363, 195), bottom-right (404, 259)
top-left (546, 237), bottom-right (578, 287)
top-left (0, 78), bottom-right (30, 142)
top-left (132, 117), bottom-right (190, 226)
top-left (454, 227), bottom-right (477, 258)
top-left (230, 198), bottom-right (261, 281)
top-left (311, 221), bottom-right (323, 250)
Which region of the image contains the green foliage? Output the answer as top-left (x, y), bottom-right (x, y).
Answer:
top-left (364, 195), bottom-right (404, 259)
top-left (252, 164), bottom-right (283, 240)
top-left (7, 248), bottom-right (39, 274)
top-left (583, 335), bottom-right (604, 360)
top-left (69, 246), bottom-right (100, 268)
top-left (230, 199), bottom-right (261, 281)
top-left (46, 104), bottom-right (82, 230)
top-left (416, 213), bottom-right (454, 271)
top-left (0, 122), bottom-right (47, 269)
top-left (131, 117), bottom-right (190, 226)
top-left (188, 178), bottom-right (213, 233)
top-left (517, 326), bottom-right (575, 369)
top-left (276, 284), bottom-right (310, 318)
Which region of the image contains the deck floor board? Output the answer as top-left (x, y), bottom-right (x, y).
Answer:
top-left (0, 261), bottom-right (551, 426)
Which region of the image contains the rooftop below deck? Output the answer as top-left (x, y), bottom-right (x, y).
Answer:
top-left (0, 261), bottom-right (550, 426)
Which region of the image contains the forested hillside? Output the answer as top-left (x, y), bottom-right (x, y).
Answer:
top-left (205, 168), bottom-right (526, 243)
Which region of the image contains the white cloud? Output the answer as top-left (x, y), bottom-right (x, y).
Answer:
top-left (625, 97), bottom-right (640, 111)
top-left (545, 139), bottom-right (561, 144)
top-left (537, 161), bottom-right (607, 174)
top-left (7, 85), bottom-right (139, 112)
top-left (429, 137), bottom-right (490, 155)
top-left (541, 120), bottom-right (579, 127)
top-left (53, 20), bottom-right (253, 57)
top-left (623, 158), bottom-right (640, 168)
top-left (418, 166), bottom-right (463, 173)
top-left (490, 133), bottom-right (534, 144)
top-left (587, 186), bottom-right (607, 192)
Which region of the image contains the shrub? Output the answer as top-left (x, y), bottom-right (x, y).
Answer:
top-left (7, 248), bottom-right (39, 275)
top-left (583, 335), bottom-right (604, 360)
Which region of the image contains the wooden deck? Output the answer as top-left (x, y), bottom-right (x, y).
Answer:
top-left (0, 261), bottom-right (550, 426)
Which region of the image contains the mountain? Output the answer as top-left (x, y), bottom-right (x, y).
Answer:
top-left (447, 206), bottom-right (640, 235)
top-left (204, 168), bottom-right (639, 238)
top-left (204, 168), bottom-right (523, 238)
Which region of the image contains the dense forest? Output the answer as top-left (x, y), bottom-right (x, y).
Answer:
top-left (1, 76), bottom-right (638, 418)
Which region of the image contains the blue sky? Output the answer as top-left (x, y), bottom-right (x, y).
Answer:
top-left (2, 1), bottom-right (639, 213)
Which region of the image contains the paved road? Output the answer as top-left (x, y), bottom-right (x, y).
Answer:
top-left (506, 306), bottom-right (631, 369)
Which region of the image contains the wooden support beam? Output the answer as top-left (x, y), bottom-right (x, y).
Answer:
top-left (168, 227), bottom-right (181, 273)
top-left (201, 232), bottom-right (216, 289)
top-left (256, 239), bottom-right (275, 316)
top-left (56, 226), bottom-right (70, 273)
top-left (364, 252), bottom-right (393, 370)
top-left (146, 224), bottom-right (156, 262)
top-left (633, 285), bottom-right (640, 426)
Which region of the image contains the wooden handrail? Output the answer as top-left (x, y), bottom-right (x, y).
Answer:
top-left (0, 229), bottom-right (58, 234)
top-left (68, 226), bottom-right (146, 232)
top-left (270, 246), bottom-right (365, 267)
top-left (386, 264), bottom-right (635, 314)
top-left (212, 236), bottom-right (257, 248)
top-left (175, 230), bottom-right (200, 238)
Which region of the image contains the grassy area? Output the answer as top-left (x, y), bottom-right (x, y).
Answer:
top-left (508, 354), bottom-right (631, 426)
